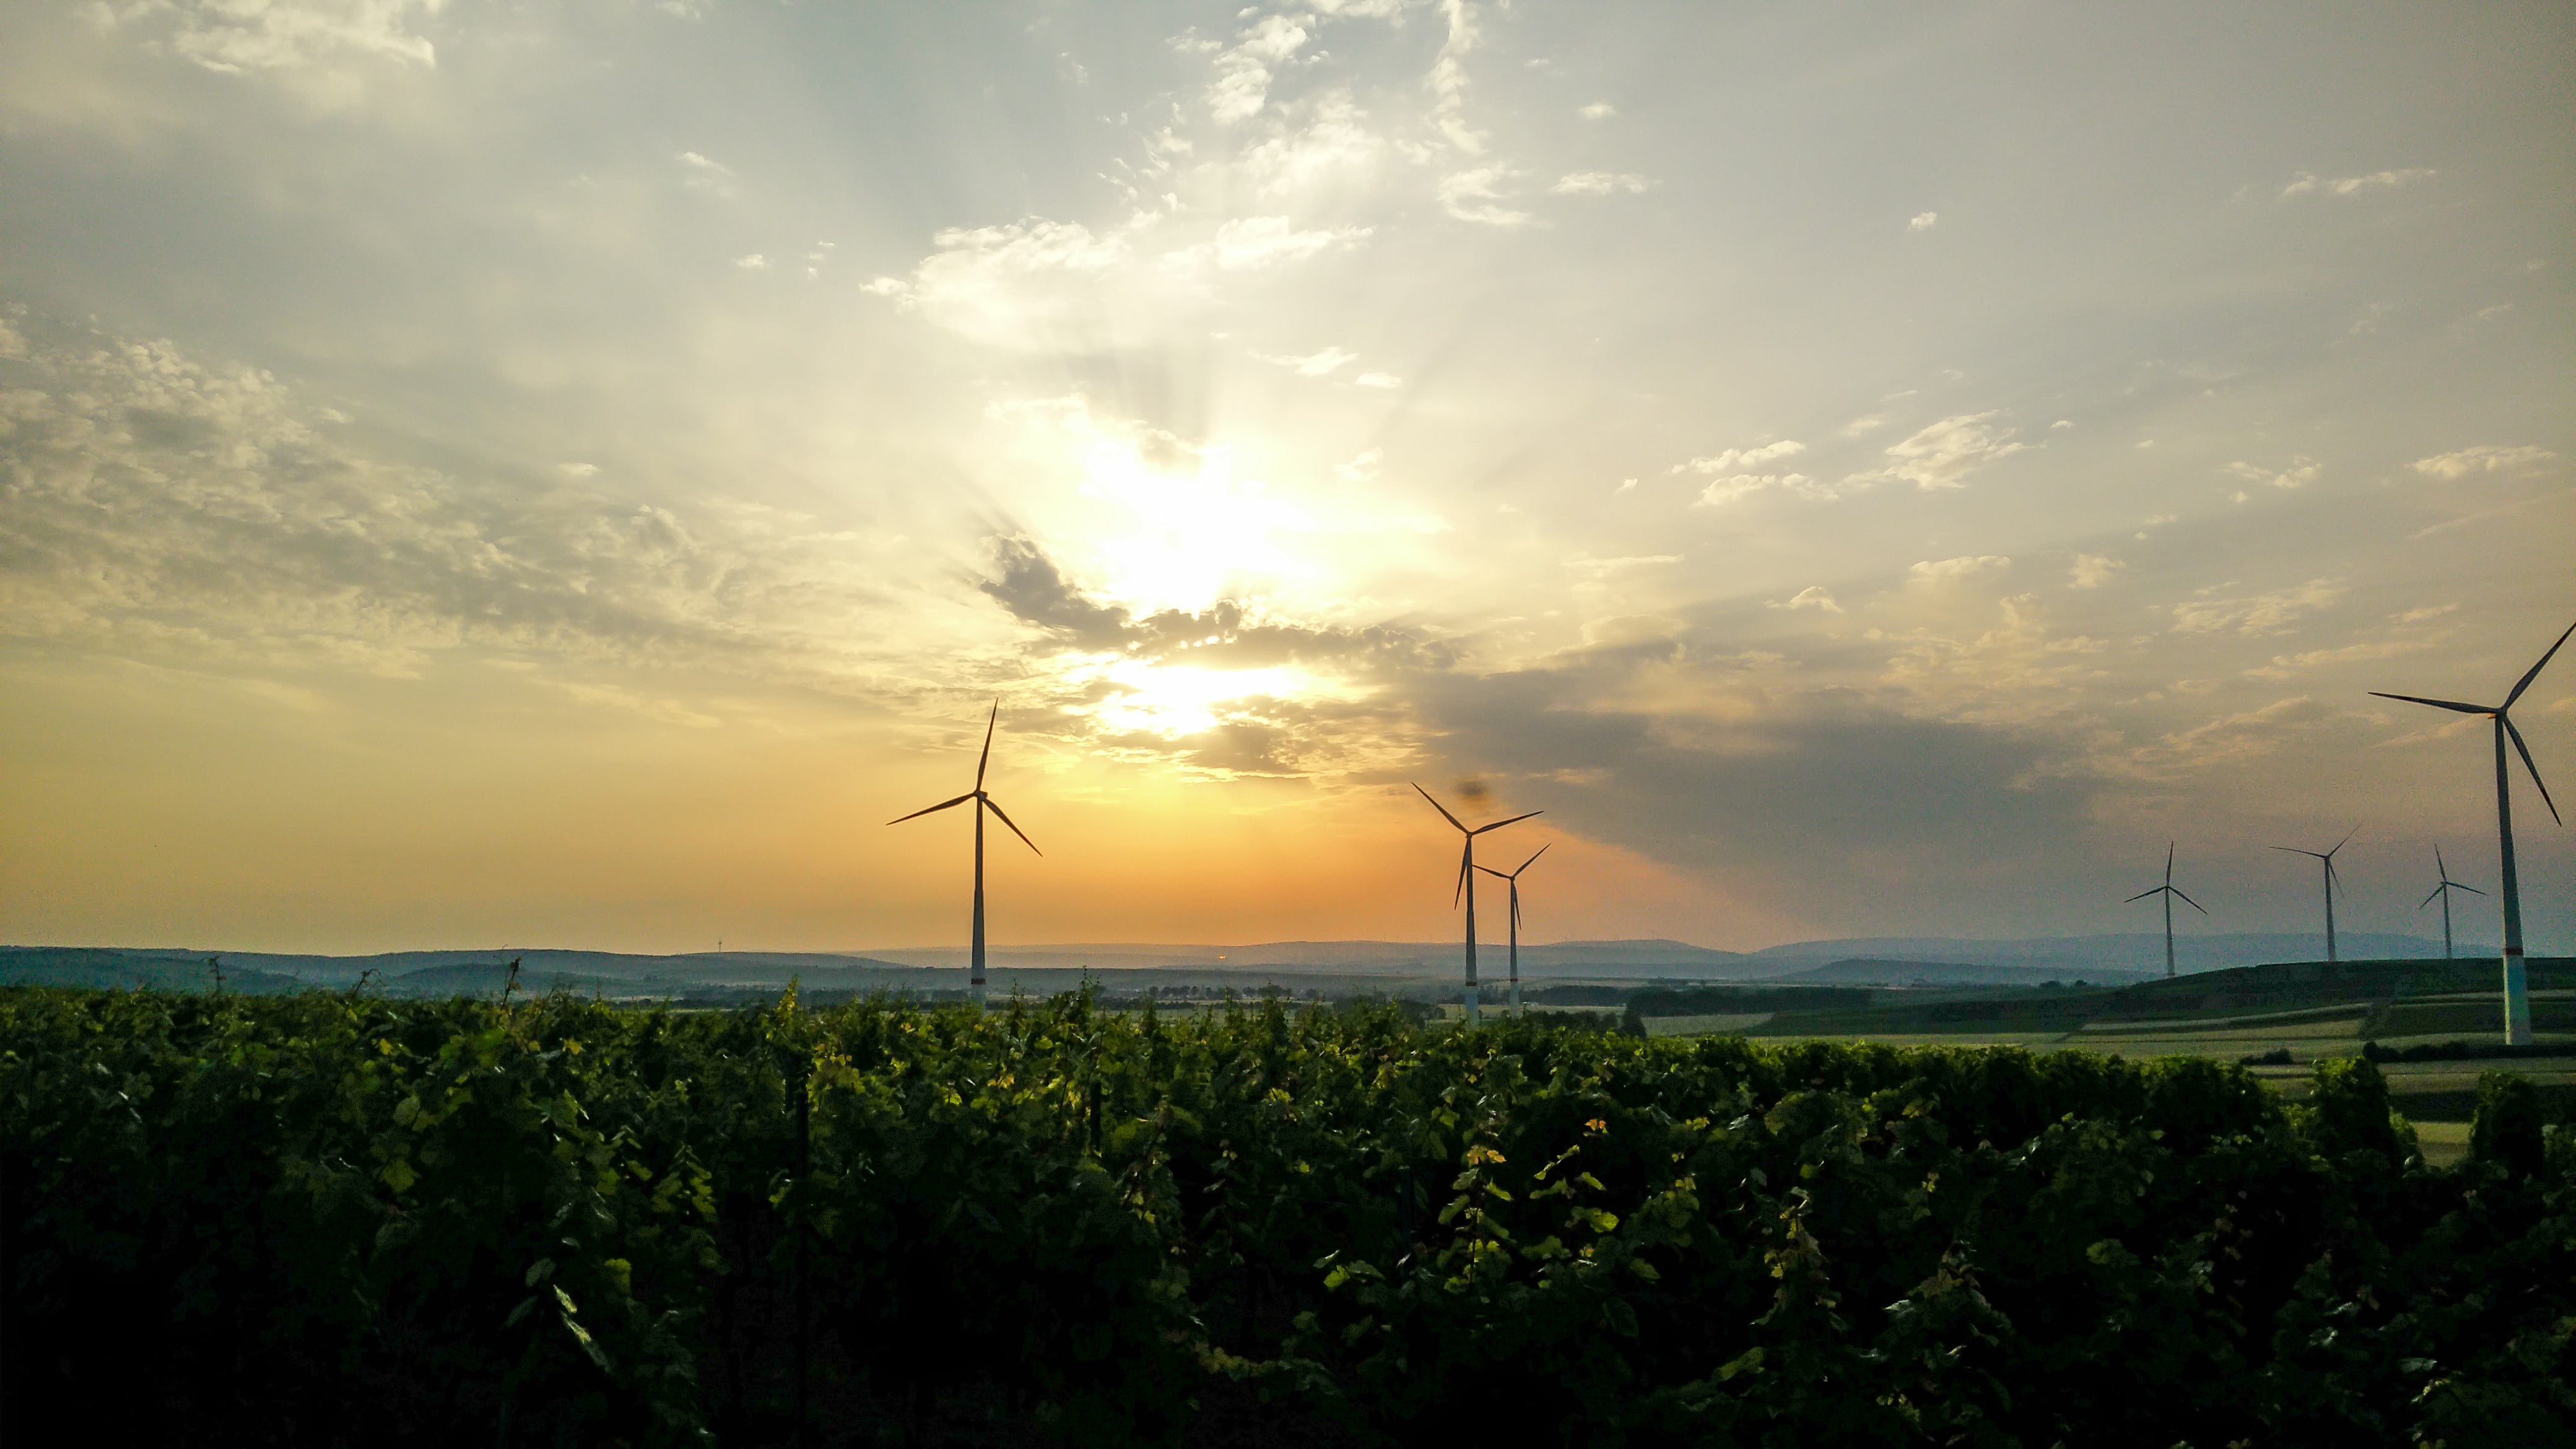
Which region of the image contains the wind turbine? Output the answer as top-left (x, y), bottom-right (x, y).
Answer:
top-left (1414, 785), bottom-right (1540, 1027)
top-left (2270, 829), bottom-right (2354, 965)
top-left (2124, 843), bottom-right (2206, 979)
top-left (1473, 843), bottom-right (1551, 1017)
top-left (2372, 620), bottom-right (2572, 1044)
top-left (2419, 846), bottom-right (2484, 961)
top-left (889, 702), bottom-right (1040, 1009)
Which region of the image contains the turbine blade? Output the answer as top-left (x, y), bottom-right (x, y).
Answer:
top-left (2172, 888), bottom-right (2208, 915)
top-left (981, 795), bottom-right (1042, 855)
top-left (1471, 809), bottom-right (1544, 835)
top-left (975, 700), bottom-right (998, 790)
top-left (887, 793), bottom-right (975, 825)
top-left (1413, 783), bottom-right (1466, 832)
top-left (2124, 888), bottom-right (2161, 903)
top-left (2330, 825), bottom-right (2357, 856)
top-left (1453, 843), bottom-right (1471, 908)
top-left (2453, 882), bottom-right (2486, 897)
top-left (2165, 841), bottom-right (2175, 883)
top-left (2434, 843), bottom-right (2448, 879)
top-left (2504, 715), bottom-right (2562, 825)
top-left (2421, 884), bottom-right (2444, 909)
top-left (1474, 864), bottom-right (1508, 879)
top-left (1512, 842), bottom-right (1551, 876)
top-left (2502, 619), bottom-right (2576, 708)
top-left (2269, 845), bottom-right (2321, 858)
top-left (2367, 691), bottom-right (2489, 715)
top-left (1512, 890), bottom-right (1523, 931)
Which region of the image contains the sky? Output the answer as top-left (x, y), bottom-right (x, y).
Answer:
top-left (1, 0), bottom-right (2571, 957)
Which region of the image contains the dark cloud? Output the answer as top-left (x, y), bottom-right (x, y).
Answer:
top-left (1402, 651), bottom-right (2104, 924)
top-left (980, 535), bottom-right (1456, 674)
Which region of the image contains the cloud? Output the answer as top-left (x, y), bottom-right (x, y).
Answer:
top-left (1552, 172), bottom-right (1652, 196)
top-left (975, 536), bottom-right (1455, 774)
top-left (2409, 445), bottom-right (2556, 479)
top-left (1437, 167), bottom-right (1532, 227)
top-left (1577, 102), bottom-right (1616, 120)
top-left (2168, 579), bottom-right (2346, 636)
top-left (1908, 211), bottom-right (1939, 232)
top-left (1678, 440), bottom-right (1806, 474)
top-left (1238, 92), bottom-right (1385, 196)
top-left (2280, 168), bottom-right (2435, 198)
top-left (2068, 554), bottom-right (2123, 589)
top-left (1173, 216), bottom-right (1372, 270)
top-left (733, 254), bottom-right (767, 270)
top-left (1908, 555), bottom-right (2012, 585)
top-left (1562, 552), bottom-right (1681, 580)
top-left (1775, 586), bottom-right (1842, 614)
top-left (1840, 416), bottom-right (1886, 438)
top-left (1410, 661), bottom-right (2097, 895)
top-left (113, 0), bottom-right (445, 76)
top-left (676, 150), bottom-right (735, 196)
top-left (1867, 412), bottom-right (2026, 490)
top-left (2242, 638), bottom-right (2432, 680)
top-left (1260, 345), bottom-right (1358, 376)
top-left (862, 218), bottom-right (1133, 349)
top-left (1353, 371), bottom-right (1402, 389)
top-left (2222, 456), bottom-right (2320, 490)
top-left (2143, 697), bottom-right (2336, 769)
top-left (1206, 14), bottom-right (1311, 124)
top-left (1690, 473), bottom-right (1831, 508)
top-left (0, 313), bottom-right (888, 679)
top-left (1425, 0), bottom-right (1487, 154)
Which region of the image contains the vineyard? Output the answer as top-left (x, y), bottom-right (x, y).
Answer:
top-left (2, 986), bottom-right (2572, 1447)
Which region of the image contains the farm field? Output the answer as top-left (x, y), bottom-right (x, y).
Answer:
top-left (1622, 964), bottom-right (2576, 1169)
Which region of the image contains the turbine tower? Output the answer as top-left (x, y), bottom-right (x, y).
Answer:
top-left (889, 702), bottom-right (1040, 1009)
top-left (1414, 785), bottom-right (1540, 1027)
top-left (1473, 843), bottom-right (1551, 1017)
top-left (2419, 846), bottom-right (2484, 962)
top-left (2372, 620), bottom-right (2571, 1044)
top-left (2271, 829), bottom-right (2354, 965)
top-left (2124, 843), bottom-right (2206, 979)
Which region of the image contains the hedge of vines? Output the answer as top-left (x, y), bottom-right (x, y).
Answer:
top-left (1, 986), bottom-right (2570, 1447)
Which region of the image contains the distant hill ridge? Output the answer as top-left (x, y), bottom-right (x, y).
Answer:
top-left (2, 931), bottom-right (2492, 998)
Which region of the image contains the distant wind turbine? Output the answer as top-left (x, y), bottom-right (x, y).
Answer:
top-left (1473, 843), bottom-right (1551, 1017)
top-left (1414, 785), bottom-right (1541, 1027)
top-left (889, 702), bottom-right (1040, 1009)
top-left (2419, 846), bottom-right (2485, 962)
top-left (2270, 829), bottom-right (2355, 964)
top-left (2372, 619), bottom-right (2572, 1044)
top-left (2124, 843), bottom-right (2206, 979)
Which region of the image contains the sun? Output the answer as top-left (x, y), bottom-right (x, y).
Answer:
top-left (1095, 659), bottom-right (1304, 737)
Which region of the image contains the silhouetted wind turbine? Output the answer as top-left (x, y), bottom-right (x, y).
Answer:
top-left (1474, 843), bottom-right (1550, 1018)
top-left (889, 702), bottom-right (1040, 1009)
top-left (2125, 843), bottom-right (2206, 979)
top-left (2372, 619), bottom-right (2572, 1043)
top-left (1414, 785), bottom-right (1540, 1027)
top-left (2271, 829), bottom-right (2354, 964)
top-left (2419, 846), bottom-right (2484, 962)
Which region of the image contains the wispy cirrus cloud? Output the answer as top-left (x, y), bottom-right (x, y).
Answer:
top-left (2409, 445), bottom-right (2556, 478)
top-left (2281, 167), bottom-right (2434, 198)
top-left (2168, 579), bottom-right (2346, 637)
top-left (1861, 412), bottom-right (2026, 491)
